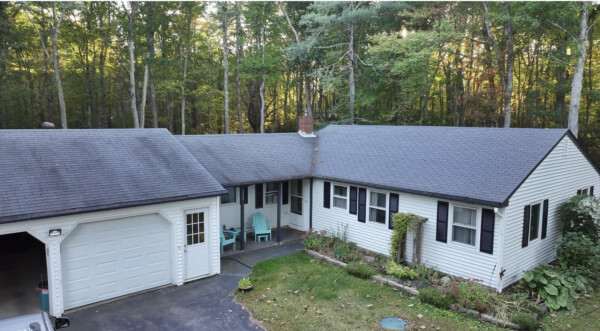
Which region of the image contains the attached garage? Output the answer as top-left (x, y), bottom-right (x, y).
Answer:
top-left (0, 129), bottom-right (226, 317)
top-left (61, 214), bottom-right (172, 310)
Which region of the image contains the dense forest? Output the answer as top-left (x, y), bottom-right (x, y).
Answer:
top-left (1, 2), bottom-right (599, 160)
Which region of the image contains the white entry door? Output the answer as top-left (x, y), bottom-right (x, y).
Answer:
top-left (61, 214), bottom-right (172, 310)
top-left (185, 210), bottom-right (210, 280)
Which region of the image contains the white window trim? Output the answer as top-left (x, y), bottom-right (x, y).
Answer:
top-left (527, 201), bottom-right (543, 243)
top-left (578, 186), bottom-right (592, 196)
top-left (265, 182), bottom-right (278, 205)
top-left (449, 203), bottom-right (480, 249)
top-left (332, 184), bottom-right (349, 210)
top-left (367, 189), bottom-right (388, 226)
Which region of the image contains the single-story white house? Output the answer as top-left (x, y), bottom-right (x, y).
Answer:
top-left (2, 119), bottom-right (597, 317)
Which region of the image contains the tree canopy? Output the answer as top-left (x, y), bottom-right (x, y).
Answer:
top-left (1, 1), bottom-right (599, 161)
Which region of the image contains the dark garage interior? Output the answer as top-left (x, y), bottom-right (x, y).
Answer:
top-left (0, 232), bottom-right (47, 319)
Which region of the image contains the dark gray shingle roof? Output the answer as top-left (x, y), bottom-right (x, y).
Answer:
top-left (314, 125), bottom-right (570, 207)
top-left (177, 133), bottom-right (315, 186)
top-left (0, 129), bottom-right (225, 224)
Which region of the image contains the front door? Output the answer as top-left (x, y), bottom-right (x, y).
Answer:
top-left (185, 210), bottom-right (209, 280)
top-left (290, 179), bottom-right (305, 229)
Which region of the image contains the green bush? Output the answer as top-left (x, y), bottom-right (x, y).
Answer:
top-left (418, 288), bottom-right (456, 309)
top-left (385, 261), bottom-right (418, 280)
top-left (334, 245), bottom-right (350, 262)
top-left (556, 232), bottom-right (600, 284)
top-left (558, 195), bottom-right (600, 244)
top-left (390, 213), bottom-right (427, 260)
top-left (520, 264), bottom-right (578, 311)
top-left (346, 262), bottom-right (376, 279)
top-left (510, 312), bottom-right (538, 331)
top-left (444, 279), bottom-right (494, 313)
top-left (302, 229), bottom-right (327, 251)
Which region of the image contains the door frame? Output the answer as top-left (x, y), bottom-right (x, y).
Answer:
top-left (183, 208), bottom-right (211, 281)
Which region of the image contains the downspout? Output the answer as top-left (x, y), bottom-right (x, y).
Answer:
top-left (495, 207), bottom-right (507, 291)
top-left (309, 178), bottom-right (313, 229)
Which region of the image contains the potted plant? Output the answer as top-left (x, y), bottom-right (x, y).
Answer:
top-left (238, 277), bottom-right (252, 291)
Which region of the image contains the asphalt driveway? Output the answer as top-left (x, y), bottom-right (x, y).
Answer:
top-left (65, 240), bottom-right (303, 331)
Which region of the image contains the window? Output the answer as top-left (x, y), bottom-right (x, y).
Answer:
top-left (186, 212), bottom-right (205, 245)
top-left (369, 191), bottom-right (387, 224)
top-left (220, 187), bottom-right (236, 204)
top-left (452, 206), bottom-right (477, 246)
top-left (577, 186), bottom-right (593, 196)
top-left (333, 185), bottom-right (348, 209)
top-left (291, 180), bottom-right (303, 215)
top-left (265, 182), bottom-right (279, 204)
top-left (529, 203), bottom-right (541, 241)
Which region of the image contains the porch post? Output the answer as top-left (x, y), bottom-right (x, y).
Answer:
top-left (277, 181), bottom-right (282, 242)
top-left (309, 178), bottom-right (313, 229)
top-left (240, 186), bottom-right (245, 250)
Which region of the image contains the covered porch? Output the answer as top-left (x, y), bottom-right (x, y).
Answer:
top-left (221, 226), bottom-right (303, 257)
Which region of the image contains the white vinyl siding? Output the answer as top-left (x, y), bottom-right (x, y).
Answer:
top-left (500, 135), bottom-right (600, 289)
top-left (311, 179), bottom-right (501, 288)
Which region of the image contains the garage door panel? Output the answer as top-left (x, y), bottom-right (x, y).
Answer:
top-left (62, 214), bottom-right (172, 310)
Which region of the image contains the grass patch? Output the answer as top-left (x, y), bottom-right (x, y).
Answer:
top-left (541, 292), bottom-right (600, 330)
top-left (236, 252), bottom-right (502, 330)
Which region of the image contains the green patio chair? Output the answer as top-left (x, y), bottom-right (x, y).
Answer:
top-left (220, 228), bottom-right (236, 254)
top-left (252, 212), bottom-right (272, 242)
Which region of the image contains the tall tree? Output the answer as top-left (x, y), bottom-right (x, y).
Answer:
top-left (235, 2), bottom-right (243, 133)
top-left (568, 2), bottom-right (591, 138)
top-left (123, 1), bottom-right (139, 128)
top-left (219, 2), bottom-right (230, 134)
top-left (483, 2), bottom-right (515, 128)
top-left (180, 3), bottom-right (193, 135)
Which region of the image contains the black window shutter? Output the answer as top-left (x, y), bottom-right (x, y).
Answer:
top-left (349, 186), bottom-right (358, 215)
top-left (323, 182), bottom-right (331, 208)
top-left (388, 193), bottom-right (399, 230)
top-left (282, 181), bottom-right (289, 205)
top-left (243, 186), bottom-right (248, 204)
top-left (522, 205), bottom-right (530, 248)
top-left (358, 188), bottom-right (367, 223)
top-left (255, 184), bottom-right (263, 209)
top-left (480, 209), bottom-right (495, 254)
top-left (591, 186), bottom-right (595, 196)
top-left (541, 199), bottom-right (549, 239)
top-left (577, 189), bottom-right (582, 195)
top-left (436, 201), bottom-right (449, 243)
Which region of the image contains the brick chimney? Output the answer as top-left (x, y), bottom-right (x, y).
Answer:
top-left (298, 115), bottom-right (314, 136)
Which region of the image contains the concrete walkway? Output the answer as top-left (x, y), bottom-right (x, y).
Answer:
top-left (65, 240), bottom-right (304, 331)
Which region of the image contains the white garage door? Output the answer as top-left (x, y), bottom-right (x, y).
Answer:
top-left (61, 214), bottom-right (172, 310)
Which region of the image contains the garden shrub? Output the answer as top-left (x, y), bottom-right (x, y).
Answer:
top-left (418, 288), bottom-right (456, 309)
top-left (413, 262), bottom-right (440, 283)
top-left (558, 195), bottom-right (600, 243)
top-left (520, 264), bottom-right (578, 311)
top-left (443, 279), bottom-right (494, 313)
top-left (385, 261), bottom-right (418, 280)
top-left (510, 312), bottom-right (538, 331)
top-left (346, 262), bottom-right (376, 279)
top-left (302, 229), bottom-right (327, 251)
top-left (556, 232), bottom-right (600, 284)
top-left (334, 245), bottom-right (350, 262)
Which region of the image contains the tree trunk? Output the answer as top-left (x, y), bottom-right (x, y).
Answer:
top-left (181, 4), bottom-right (192, 135)
top-left (259, 26), bottom-right (265, 134)
top-left (568, 2), bottom-right (590, 138)
top-left (502, 5), bottom-right (514, 128)
top-left (139, 51), bottom-right (149, 128)
top-left (347, 19), bottom-right (356, 122)
top-left (235, 2), bottom-right (243, 133)
top-left (125, 2), bottom-right (139, 128)
top-left (222, 4), bottom-right (230, 134)
top-left (50, 6), bottom-right (67, 129)
top-left (148, 31), bottom-right (158, 128)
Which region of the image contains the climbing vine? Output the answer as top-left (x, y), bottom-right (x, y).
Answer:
top-left (390, 213), bottom-right (427, 260)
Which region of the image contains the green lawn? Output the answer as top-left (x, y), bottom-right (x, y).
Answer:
top-left (541, 292), bottom-right (600, 330)
top-left (235, 252), bottom-right (502, 330)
